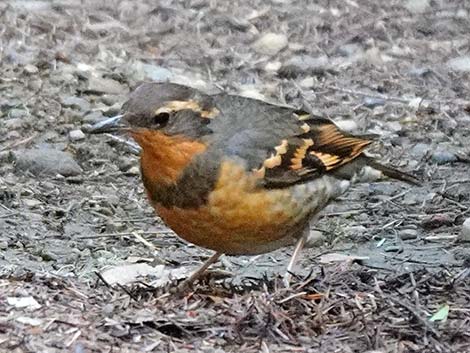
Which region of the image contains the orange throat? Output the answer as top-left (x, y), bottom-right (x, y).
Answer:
top-left (131, 129), bottom-right (206, 186)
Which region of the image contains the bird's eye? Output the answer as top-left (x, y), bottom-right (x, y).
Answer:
top-left (153, 112), bottom-right (170, 126)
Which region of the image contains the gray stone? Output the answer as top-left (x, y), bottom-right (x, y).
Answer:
top-left (141, 64), bottom-right (173, 82)
top-left (384, 245), bottom-right (402, 253)
top-left (305, 230), bottom-right (325, 247)
top-left (102, 303), bottom-right (114, 317)
top-left (280, 55), bottom-right (329, 78)
top-left (253, 33), bottom-right (288, 55)
top-left (102, 103), bottom-right (122, 117)
top-left (404, 0), bottom-right (430, 13)
top-left (14, 149), bottom-right (82, 177)
top-left (447, 56), bottom-right (470, 72)
top-left (264, 61), bottom-right (282, 73)
top-left (100, 95), bottom-right (122, 106)
top-left (460, 218), bottom-right (470, 242)
top-left (83, 111), bottom-right (105, 124)
top-left (86, 76), bottom-right (125, 95)
top-left (125, 166), bottom-right (140, 176)
top-left (399, 229), bottom-right (418, 240)
top-left (10, 0), bottom-right (51, 11)
top-left (337, 43), bottom-right (362, 57)
top-left (28, 79), bottom-right (43, 91)
top-left (4, 118), bottom-right (25, 130)
top-left (299, 76), bottom-right (315, 88)
top-left (408, 67), bottom-right (431, 77)
top-left (61, 96), bottom-right (91, 112)
top-left (431, 150), bottom-right (457, 164)
top-left (8, 109), bottom-right (28, 119)
top-left (69, 129), bottom-right (86, 141)
top-left (24, 64), bottom-right (39, 74)
top-left (410, 143), bottom-right (431, 159)
top-left (344, 225), bottom-right (367, 238)
top-left (386, 121), bottom-right (403, 133)
top-left (0, 151), bottom-right (10, 163)
top-left (335, 120), bottom-right (358, 133)
top-left (363, 97), bottom-right (386, 108)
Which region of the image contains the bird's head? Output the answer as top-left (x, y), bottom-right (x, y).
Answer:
top-left (90, 82), bottom-right (217, 139)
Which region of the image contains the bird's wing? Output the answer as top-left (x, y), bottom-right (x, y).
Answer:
top-left (209, 95), bottom-right (372, 188)
top-left (255, 114), bottom-right (373, 187)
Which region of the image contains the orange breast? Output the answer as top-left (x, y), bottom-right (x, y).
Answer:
top-left (155, 161), bottom-right (310, 255)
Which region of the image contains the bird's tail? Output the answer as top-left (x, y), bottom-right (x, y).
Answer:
top-left (333, 154), bottom-right (421, 186)
top-left (364, 157), bottom-right (421, 186)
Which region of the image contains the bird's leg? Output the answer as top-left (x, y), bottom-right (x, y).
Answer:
top-left (283, 229), bottom-right (308, 287)
top-left (283, 215), bottom-right (319, 287)
top-left (177, 252), bottom-right (222, 291)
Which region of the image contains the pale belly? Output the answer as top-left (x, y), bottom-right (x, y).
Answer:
top-left (154, 161), bottom-right (350, 255)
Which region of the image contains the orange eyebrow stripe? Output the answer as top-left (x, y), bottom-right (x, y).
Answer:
top-left (159, 100), bottom-right (220, 119)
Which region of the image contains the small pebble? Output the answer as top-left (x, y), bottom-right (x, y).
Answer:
top-left (87, 76), bottom-right (125, 95)
top-left (102, 103), bottom-right (122, 117)
top-left (279, 55), bottom-right (329, 78)
top-left (363, 97), bottom-right (386, 108)
top-left (82, 111), bottom-right (105, 125)
top-left (23, 64), bottom-right (39, 74)
top-left (125, 166), bottom-right (140, 176)
top-left (253, 33), bottom-right (288, 55)
top-left (69, 129), bottom-right (86, 141)
top-left (305, 230), bottom-right (325, 247)
top-left (460, 218), bottom-right (470, 242)
top-left (404, 0), bottom-right (430, 13)
top-left (141, 64), bottom-right (173, 82)
top-left (61, 96), bottom-right (91, 112)
top-left (8, 109), bottom-right (28, 119)
top-left (447, 56), bottom-right (470, 73)
top-left (431, 150), bottom-right (457, 164)
top-left (102, 303), bottom-right (115, 317)
top-left (264, 61), bottom-right (282, 73)
top-left (408, 67), bottom-right (431, 77)
top-left (299, 77), bottom-right (315, 88)
top-left (410, 143), bottom-right (430, 159)
top-left (23, 198), bottom-right (42, 208)
top-left (336, 43), bottom-right (361, 57)
top-left (100, 95), bottom-right (122, 106)
top-left (14, 148), bottom-right (82, 177)
top-left (0, 151), bottom-right (10, 163)
top-left (421, 214), bottom-right (455, 229)
top-left (4, 118), bottom-right (25, 130)
top-left (385, 121), bottom-right (402, 133)
top-left (399, 229), bottom-right (418, 240)
top-left (334, 119), bottom-right (358, 133)
top-left (384, 245), bottom-right (403, 253)
top-left (344, 225), bottom-right (367, 239)
top-left (28, 79), bottom-right (43, 91)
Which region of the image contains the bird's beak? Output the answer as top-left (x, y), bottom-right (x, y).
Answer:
top-left (88, 114), bottom-right (127, 134)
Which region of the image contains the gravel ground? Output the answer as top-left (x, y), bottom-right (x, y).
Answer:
top-left (1, 0), bottom-right (470, 352)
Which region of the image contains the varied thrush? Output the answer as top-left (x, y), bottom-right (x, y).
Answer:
top-left (90, 82), bottom-right (419, 288)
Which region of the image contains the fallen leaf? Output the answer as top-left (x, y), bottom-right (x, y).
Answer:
top-left (7, 297), bottom-right (41, 310)
top-left (429, 304), bottom-right (449, 322)
top-left (303, 293), bottom-right (324, 300)
top-left (16, 316), bottom-right (43, 326)
top-left (100, 263), bottom-right (190, 287)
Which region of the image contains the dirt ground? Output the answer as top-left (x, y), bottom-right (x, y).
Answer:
top-left (1, 0), bottom-right (470, 352)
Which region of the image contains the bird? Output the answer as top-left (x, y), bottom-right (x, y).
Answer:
top-left (90, 82), bottom-right (419, 289)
